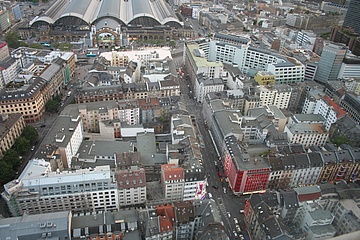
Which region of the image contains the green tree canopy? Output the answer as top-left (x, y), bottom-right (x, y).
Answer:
top-left (13, 136), bottom-right (30, 155)
top-left (0, 161), bottom-right (15, 185)
top-left (5, 31), bottom-right (28, 49)
top-left (332, 135), bottom-right (350, 147)
top-left (45, 99), bottom-right (59, 113)
top-left (2, 149), bottom-right (20, 170)
top-left (22, 125), bottom-right (38, 144)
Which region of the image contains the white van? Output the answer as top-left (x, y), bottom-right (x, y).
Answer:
top-left (208, 193), bottom-right (213, 198)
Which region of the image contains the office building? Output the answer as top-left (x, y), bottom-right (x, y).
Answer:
top-left (343, 0), bottom-right (360, 34)
top-left (284, 123), bottom-right (329, 147)
top-left (0, 211), bottom-right (71, 240)
top-left (0, 41), bottom-right (9, 62)
top-left (194, 73), bottom-right (224, 103)
top-left (315, 43), bottom-right (347, 83)
top-left (2, 160), bottom-right (119, 217)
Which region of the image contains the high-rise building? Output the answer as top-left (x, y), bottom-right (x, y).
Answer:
top-left (343, 0), bottom-right (360, 35)
top-left (315, 43), bottom-right (347, 83)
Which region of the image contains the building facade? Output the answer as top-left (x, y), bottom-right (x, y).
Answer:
top-left (0, 113), bottom-right (25, 158)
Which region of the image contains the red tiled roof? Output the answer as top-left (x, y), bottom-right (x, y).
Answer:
top-left (156, 204), bottom-right (175, 233)
top-left (115, 168), bottom-right (146, 189)
top-left (297, 192), bottom-right (322, 202)
top-left (161, 164), bottom-right (184, 181)
top-left (323, 96), bottom-right (347, 118)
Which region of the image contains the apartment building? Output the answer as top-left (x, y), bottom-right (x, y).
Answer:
top-left (194, 73), bottom-right (224, 103)
top-left (0, 57), bottom-right (20, 89)
top-left (38, 114), bottom-right (83, 169)
top-left (315, 96), bottom-right (347, 130)
top-left (0, 78), bottom-right (48, 122)
top-left (284, 123), bottom-right (329, 147)
top-left (0, 113), bottom-right (25, 158)
top-left (182, 159), bottom-right (207, 201)
top-left (2, 160), bottom-right (118, 217)
top-left (171, 115), bottom-right (197, 144)
top-left (332, 199), bottom-right (360, 235)
top-left (116, 168), bottom-right (146, 206)
top-left (257, 84), bottom-right (292, 109)
top-left (161, 164), bottom-right (185, 202)
top-left (223, 135), bottom-right (270, 195)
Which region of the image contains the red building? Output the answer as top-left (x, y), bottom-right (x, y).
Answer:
top-left (223, 135), bottom-right (270, 195)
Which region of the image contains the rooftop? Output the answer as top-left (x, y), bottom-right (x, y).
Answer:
top-left (187, 44), bottom-right (223, 67)
top-left (116, 168), bottom-right (146, 190)
top-left (161, 164), bottom-right (184, 181)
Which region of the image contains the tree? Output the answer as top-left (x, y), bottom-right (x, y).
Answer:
top-left (45, 99), bottom-right (59, 113)
top-left (5, 31), bottom-right (21, 49)
top-left (332, 135), bottom-right (350, 147)
top-left (2, 149), bottom-right (20, 170)
top-left (22, 125), bottom-right (38, 144)
top-left (0, 161), bottom-right (15, 185)
top-left (13, 137), bottom-right (30, 155)
top-left (169, 40), bottom-right (176, 48)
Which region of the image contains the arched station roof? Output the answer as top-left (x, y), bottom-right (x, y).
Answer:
top-left (30, 0), bottom-right (183, 28)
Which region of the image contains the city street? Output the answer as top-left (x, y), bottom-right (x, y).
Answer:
top-left (176, 66), bottom-right (249, 238)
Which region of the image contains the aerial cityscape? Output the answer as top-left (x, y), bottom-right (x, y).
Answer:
top-left (0, 0), bottom-right (360, 239)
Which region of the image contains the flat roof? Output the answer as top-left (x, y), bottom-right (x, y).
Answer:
top-left (187, 44), bottom-right (223, 67)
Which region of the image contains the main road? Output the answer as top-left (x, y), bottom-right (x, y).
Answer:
top-left (176, 68), bottom-right (249, 239)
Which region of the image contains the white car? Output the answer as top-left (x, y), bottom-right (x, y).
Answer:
top-left (227, 212), bottom-right (231, 218)
top-left (234, 217), bottom-right (239, 224)
top-left (208, 193), bottom-right (213, 198)
top-left (223, 188), bottom-right (227, 194)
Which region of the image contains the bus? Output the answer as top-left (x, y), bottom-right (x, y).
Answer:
top-left (86, 53), bottom-right (97, 57)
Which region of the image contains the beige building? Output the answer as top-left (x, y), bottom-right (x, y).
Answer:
top-left (0, 113), bottom-right (25, 158)
top-left (284, 123), bottom-right (329, 148)
top-left (0, 41), bottom-right (10, 62)
top-left (116, 168), bottom-right (146, 206)
top-left (0, 78), bottom-right (48, 123)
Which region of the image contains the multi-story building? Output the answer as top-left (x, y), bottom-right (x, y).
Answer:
top-left (0, 78), bottom-right (48, 122)
top-left (0, 41), bottom-right (10, 62)
top-left (340, 92), bottom-right (360, 123)
top-left (330, 26), bottom-right (360, 56)
top-left (338, 54), bottom-right (360, 79)
top-left (185, 43), bottom-right (223, 87)
top-left (313, 146), bottom-right (360, 183)
top-left (182, 159), bottom-right (207, 201)
top-left (0, 57), bottom-right (20, 89)
top-left (332, 199), bottom-right (360, 235)
top-left (223, 135), bottom-right (270, 195)
top-left (315, 42), bottom-right (347, 83)
top-left (161, 164), bottom-right (185, 202)
top-left (314, 96), bottom-right (347, 130)
top-left (0, 113), bottom-right (25, 158)
top-left (343, 0), bottom-right (360, 35)
top-left (171, 115), bottom-right (197, 144)
top-left (257, 84), bottom-right (292, 109)
top-left (0, 211), bottom-right (71, 240)
top-left (116, 168), bottom-right (146, 207)
top-left (38, 114), bottom-right (83, 169)
top-left (284, 123), bottom-right (329, 147)
top-left (2, 160), bottom-right (119, 217)
top-left (174, 201), bottom-right (196, 240)
top-left (254, 71), bottom-right (275, 85)
top-left (194, 73), bottom-right (224, 103)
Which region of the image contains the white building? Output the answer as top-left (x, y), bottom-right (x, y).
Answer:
top-left (0, 58), bottom-right (20, 89)
top-left (338, 55), bottom-right (360, 79)
top-left (194, 73), bottom-right (224, 103)
top-left (299, 209), bottom-right (336, 240)
top-left (284, 123), bottom-right (329, 147)
top-left (2, 160), bottom-right (118, 217)
top-left (257, 84), bottom-right (292, 109)
top-left (116, 168), bottom-right (146, 206)
top-left (41, 114), bottom-right (83, 169)
top-left (183, 159), bottom-right (207, 201)
top-left (161, 164), bottom-right (185, 202)
top-left (332, 199), bottom-right (360, 235)
top-left (296, 30), bottom-right (317, 51)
